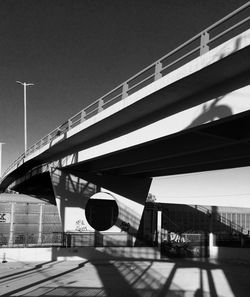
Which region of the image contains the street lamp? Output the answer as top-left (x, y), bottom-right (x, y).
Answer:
top-left (0, 142), bottom-right (5, 179)
top-left (16, 81), bottom-right (34, 153)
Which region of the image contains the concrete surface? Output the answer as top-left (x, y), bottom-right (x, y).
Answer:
top-left (0, 247), bottom-right (161, 263)
top-left (0, 258), bottom-right (250, 297)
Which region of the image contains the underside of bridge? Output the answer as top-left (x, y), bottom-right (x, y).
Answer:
top-left (62, 110), bottom-right (250, 179)
top-left (10, 109), bottom-right (250, 201)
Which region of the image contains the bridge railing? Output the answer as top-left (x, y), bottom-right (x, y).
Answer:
top-left (2, 2), bottom-right (249, 180)
top-left (192, 205), bottom-right (250, 235)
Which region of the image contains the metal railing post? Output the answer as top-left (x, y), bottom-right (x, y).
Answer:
top-left (122, 82), bottom-right (128, 99)
top-left (81, 110), bottom-right (86, 123)
top-left (155, 61), bottom-right (163, 80)
top-left (98, 99), bottom-right (104, 113)
top-left (200, 31), bottom-right (210, 55)
top-left (68, 119), bottom-right (72, 130)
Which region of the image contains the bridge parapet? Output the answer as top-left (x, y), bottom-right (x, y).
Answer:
top-left (2, 2), bottom-right (250, 180)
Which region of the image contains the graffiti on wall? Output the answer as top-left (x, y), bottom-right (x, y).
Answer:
top-left (169, 232), bottom-right (189, 246)
top-left (75, 219), bottom-right (87, 232)
top-left (120, 221), bottom-right (130, 232)
top-left (0, 213), bottom-right (10, 223)
top-left (161, 231), bottom-right (208, 258)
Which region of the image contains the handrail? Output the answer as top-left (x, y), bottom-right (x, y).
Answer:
top-left (193, 205), bottom-right (249, 235)
top-left (2, 2), bottom-right (249, 180)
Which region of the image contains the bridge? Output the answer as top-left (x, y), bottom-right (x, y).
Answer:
top-left (0, 3), bottom-right (249, 234)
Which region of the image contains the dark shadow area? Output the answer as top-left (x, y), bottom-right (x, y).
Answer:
top-left (63, 169), bottom-right (152, 205)
top-left (12, 172), bottom-right (56, 205)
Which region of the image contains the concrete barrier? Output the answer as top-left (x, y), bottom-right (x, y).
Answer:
top-left (210, 246), bottom-right (250, 262)
top-left (0, 247), bottom-right (161, 262)
top-left (1, 246), bottom-right (250, 262)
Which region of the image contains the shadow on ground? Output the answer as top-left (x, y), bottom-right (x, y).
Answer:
top-left (1, 247), bottom-right (250, 297)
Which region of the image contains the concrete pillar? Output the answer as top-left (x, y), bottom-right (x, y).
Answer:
top-left (50, 167), bottom-right (151, 236)
top-left (208, 208), bottom-right (216, 256)
top-left (50, 169), bottom-right (96, 232)
top-left (157, 210), bottom-right (162, 247)
top-left (209, 232), bottom-right (215, 249)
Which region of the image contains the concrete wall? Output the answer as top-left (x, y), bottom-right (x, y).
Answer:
top-left (1, 246), bottom-right (250, 262)
top-left (210, 246), bottom-right (250, 262)
top-left (0, 247), bottom-right (161, 262)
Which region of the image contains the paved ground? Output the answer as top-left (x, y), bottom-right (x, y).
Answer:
top-left (0, 258), bottom-right (250, 297)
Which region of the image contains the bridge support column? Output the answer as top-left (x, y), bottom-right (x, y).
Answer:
top-left (50, 168), bottom-right (152, 242)
top-left (50, 168), bottom-right (97, 233)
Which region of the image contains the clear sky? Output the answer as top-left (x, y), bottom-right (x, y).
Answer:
top-left (0, 0), bottom-right (248, 174)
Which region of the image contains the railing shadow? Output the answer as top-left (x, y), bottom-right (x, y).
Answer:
top-left (186, 95), bottom-right (232, 129)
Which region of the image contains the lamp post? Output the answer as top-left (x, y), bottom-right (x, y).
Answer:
top-left (16, 81), bottom-right (34, 153)
top-left (0, 142), bottom-right (4, 179)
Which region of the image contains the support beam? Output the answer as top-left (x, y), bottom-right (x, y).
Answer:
top-left (63, 168), bottom-right (152, 205)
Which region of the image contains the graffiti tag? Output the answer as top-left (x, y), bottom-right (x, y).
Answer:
top-left (120, 221), bottom-right (130, 232)
top-left (75, 219), bottom-right (87, 232)
top-left (0, 213), bottom-right (10, 223)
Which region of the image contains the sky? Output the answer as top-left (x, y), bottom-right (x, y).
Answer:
top-left (0, 0), bottom-right (248, 174)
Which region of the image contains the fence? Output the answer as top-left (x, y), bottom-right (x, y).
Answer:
top-left (2, 2), bottom-right (249, 180)
top-left (192, 205), bottom-right (250, 235)
top-left (2, 231), bottom-right (249, 248)
top-left (0, 232), bottom-right (63, 247)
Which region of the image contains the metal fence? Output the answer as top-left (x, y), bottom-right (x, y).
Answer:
top-left (2, 2), bottom-right (249, 180)
top-left (1, 231), bottom-right (249, 248)
top-left (0, 232), bottom-right (63, 247)
top-left (192, 205), bottom-right (250, 235)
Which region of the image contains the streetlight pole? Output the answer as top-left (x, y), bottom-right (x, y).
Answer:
top-left (16, 81), bottom-right (34, 153)
top-left (0, 142), bottom-right (5, 179)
